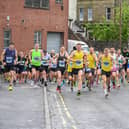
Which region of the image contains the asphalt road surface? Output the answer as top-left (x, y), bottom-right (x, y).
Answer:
top-left (0, 80), bottom-right (129, 129)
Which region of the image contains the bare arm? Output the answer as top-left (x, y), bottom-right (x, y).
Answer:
top-left (29, 50), bottom-right (33, 62)
top-left (1, 50), bottom-right (5, 62)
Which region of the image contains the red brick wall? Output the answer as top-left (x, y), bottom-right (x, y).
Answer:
top-left (0, 0), bottom-right (68, 53)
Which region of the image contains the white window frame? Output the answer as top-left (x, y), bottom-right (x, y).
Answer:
top-left (79, 8), bottom-right (84, 21)
top-left (88, 8), bottom-right (93, 21)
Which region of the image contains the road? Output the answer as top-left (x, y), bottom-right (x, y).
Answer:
top-left (0, 80), bottom-right (129, 129)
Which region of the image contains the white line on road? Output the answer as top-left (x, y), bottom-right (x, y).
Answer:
top-left (44, 86), bottom-right (51, 129)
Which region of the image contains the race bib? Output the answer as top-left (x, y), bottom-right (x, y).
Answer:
top-left (42, 60), bottom-right (48, 66)
top-left (29, 64), bottom-right (31, 68)
top-left (34, 57), bottom-right (40, 61)
top-left (86, 68), bottom-right (91, 72)
top-left (59, 60), bottom-right (65, 67)
top-left (6, 57), bottom-right (13, 64)
top-left (103, 62), bottom-right (109, 66)
top-left (76, 60), bottom-right (82, 66)
top-left (20, 61), bottom-right (25, 65)
top-left (51, 63), bottom-right (57, 68)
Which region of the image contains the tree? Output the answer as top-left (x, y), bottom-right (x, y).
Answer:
top-left (85, 1), bottom-right (129, 45)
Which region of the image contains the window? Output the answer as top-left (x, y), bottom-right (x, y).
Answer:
top-left (25, 0), bottom-right (49, 9)
top-left (4, 30), bottom-right (11, 48)
top-left (56, 0), bottom-right (62, 4)
top-left (34, 31), bottom-right (42, 48)
top-left (106, 8), bottom-right (111, 20)
top-left (79, 8), bottom-right (84, 21)
top-left (88, 8), bottom-right (93, 21)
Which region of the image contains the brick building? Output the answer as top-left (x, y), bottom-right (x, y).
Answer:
top-left (0, 0), bottom-right (68, 53)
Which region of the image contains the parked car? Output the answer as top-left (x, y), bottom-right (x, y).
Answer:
top-left (68, 39), bottom-right (89, 53)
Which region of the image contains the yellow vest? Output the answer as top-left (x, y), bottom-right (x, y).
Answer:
top-left (87, 53), bottom-right (95, 69)
top-left (101, 55), bottom-right (112, 72)
top-left (72, 50), bottom-right (84, 69)
top-left (67, 61), bottom-right (73, 72)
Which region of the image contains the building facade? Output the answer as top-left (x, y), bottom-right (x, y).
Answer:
top-left (69, 0), bottom-right (77, 23)
top-left (0, 0), bottom-right (68, 53)
top-left (77, 0), bottom-right (115, 23)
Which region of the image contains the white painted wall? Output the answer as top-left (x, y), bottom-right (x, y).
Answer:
top-left (69, 0), bottom-right (77, 22)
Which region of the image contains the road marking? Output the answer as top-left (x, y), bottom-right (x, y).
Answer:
top-left (58, 94), bottom-right (78, 129)
top-left (54, 94), bottom-right (67, 128)
top-left (44, 86), bottom-right (51, 129)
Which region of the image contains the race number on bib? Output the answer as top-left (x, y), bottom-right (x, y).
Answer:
top-left (42, 60), bottom-right (48, 66)
top-left (34, 57), bottom-right (40, 61)
top-left (6, 57), bottom-right (13, 64)
top-left (76, 60), bottom-right (82, 66)
top-left (51, 63), bottom-right (57, 68)
top-left (59, 60), bottom-right (65, 67)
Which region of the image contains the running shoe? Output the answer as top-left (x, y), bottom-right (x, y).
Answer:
top-left (41, 78), bottom-right (44, 84)
top-left (77, 90), bottom-right (81, 96)
top-left (56, 86), bottom-right (61, 93)
top-left (113, 82), bottom-right (116, 89)
top-left (8, 85), bottom-right (13, 91)
top-left (44, 81), bottom-right (47, 87)
top-left (108, 86), bottom-right (111, 92)
top-left (71, 87), bottom-right (73, 92)
top-left (105, 93), bottom-right (109, 98)
top-left (104, 89), bottom-right (108, 98)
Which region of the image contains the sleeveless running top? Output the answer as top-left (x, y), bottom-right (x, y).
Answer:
top-left (41, 54), bottom-right (50, 66)
top-left (87, 53), bottom-right (96, 69)
top-left (5, 48), bottom-right (16, 65)
top-left (57, 53), bottom-right (66, 68)
top-left (101, 55), bottom-right (112, 72)
top-left (72, 50), bottom-right (84, 69)
top-left (31, 49), bottom-right (41, 66)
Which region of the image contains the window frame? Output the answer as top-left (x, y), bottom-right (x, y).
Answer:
top-left (55, 0), bottom-right (63, 4)
top-left (106, 7), bottom-right (111, 21)
top-left (79, 8), bottom-right (84, 22)
top-left (34, 31), bottom-right (42, 48)
top-left (24, 0), bottom-right (49, 10)
top-left (88, 8), bottom-right (93, 22)
top-left (3, 29), bottom-right (11, 48)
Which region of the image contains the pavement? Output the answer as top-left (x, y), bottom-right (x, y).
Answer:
top-left (0, 80), bottom-right (129, 129)
top-left (0, 81), bottom-right (45, 129)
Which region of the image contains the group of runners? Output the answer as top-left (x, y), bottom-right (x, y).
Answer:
top-left (0, 42), bottom-right (129, 98)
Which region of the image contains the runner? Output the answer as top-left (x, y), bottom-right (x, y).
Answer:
top-left (70, 43), bottom-right (85, 96)
top-left (67, 55), bottom-right (73, 91)
top-left (1, 42), bottom-right (17, 91)
top-left (116, 49), bottom-right (126, 85)
top-left (40, 50), bottom-right (50, 86)
top-left (29, 43), bottom-right (43, 85)
top-left (87, 47), bottom-right (97, 90)
top-left (56, 46), bottom-right (69, 93)
top-left (96, 51), bottom-right (102, 85)
top-left (49, 50), bottom-right (57, 84)
top-left (17, 51), bottom-right (27, 84)
top-left (101, 48), bottom-right (113, 98)
top-left (110, 48), bottom-right (119, 89)
top-left (26, 54), bottom-right (32, 83)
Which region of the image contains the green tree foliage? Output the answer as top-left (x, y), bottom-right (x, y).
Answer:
top-left (85, 1), bottom-right (129, 43)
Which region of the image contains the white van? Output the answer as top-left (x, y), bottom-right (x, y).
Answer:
top-left (68, 40), bottom-right (89, 53)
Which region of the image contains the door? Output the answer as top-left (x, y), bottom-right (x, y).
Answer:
top-left (47, 32), bottom-right (62, 53)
